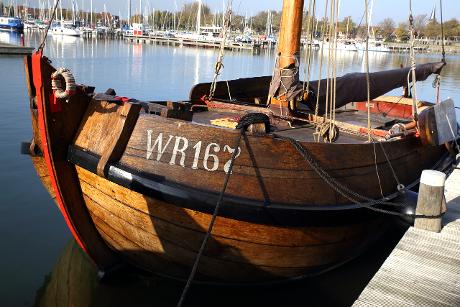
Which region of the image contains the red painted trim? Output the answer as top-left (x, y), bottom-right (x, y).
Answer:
top-left (358, 127), bottom-right (389, 138)
top-left (49, 91), bottom-right (62, 113)
top-left (31, 52), bottom-right (89, 255)
top-left (355, 100), bottom-right (412, 119)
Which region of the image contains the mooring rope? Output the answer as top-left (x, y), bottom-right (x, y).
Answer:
top-left (177, 113), bottom-right (270, 307)
top-left (275, 134), bottom-right (446, 219)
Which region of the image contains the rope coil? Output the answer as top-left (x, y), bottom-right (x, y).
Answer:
top-left (51, 68), bottom-right (77, 99)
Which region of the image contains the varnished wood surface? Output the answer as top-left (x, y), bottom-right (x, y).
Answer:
top-left (74, 100), bottom-right (141, 177)
top-left (114, 113), bottom-right (445, 205)
top-left (77, 166), bottom-right (385, 282)
top-left (278, 0), bottom-right (304, 68)
top-left (70, 99), bottom-right (446, 205)
top-left (31, 156), bottom-right (56, 200)
top-left (29, 55), bottom-right (118, 268)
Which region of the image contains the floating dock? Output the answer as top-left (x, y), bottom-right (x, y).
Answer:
top-left (123, 35), bottom-right (263, 52)
top-left (0, 43), bottom-right (34, 55)
top-left (353, 167), bottom-right (460, 306)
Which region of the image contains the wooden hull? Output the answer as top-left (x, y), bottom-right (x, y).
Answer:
top-left (24, 53), bottom-right (119, 270)
top-left (25, 53), bottom-right (452, 284)
top-left (76, 165), bottom-right (385, 283)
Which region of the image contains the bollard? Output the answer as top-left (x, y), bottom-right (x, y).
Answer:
top-left (414, 170), bottom-right (446, 232)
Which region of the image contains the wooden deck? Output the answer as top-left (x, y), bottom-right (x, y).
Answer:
top-left (353, 167), bottom-right (460, 307)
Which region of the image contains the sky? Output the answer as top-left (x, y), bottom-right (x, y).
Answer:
top-left (21, 0), bottom-right (460, 24)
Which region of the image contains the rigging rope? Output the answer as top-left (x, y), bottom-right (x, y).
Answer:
top-left (313, 0), bottom-right (330, 142)
top-left (433, 0), bottom-right (446, 105)
top-left (408, 0), bottom-right (419, 122)
top-left (364, 0), bottom-right (372, 142)
top-left (302, 0), bottom-right (316, 93)
top-left (330, 0), bottom-right (339, 138)
top-left (323, 0), bottom-right (333, 127)
top-left (439, 0), bottom-right (446, 63)
top-left (209, 0), bottom-right (233, 99)
top-left (38, 0), bottom-right (61, 52)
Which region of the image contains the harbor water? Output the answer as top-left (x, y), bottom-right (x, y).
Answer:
top-left (1, 31), bottom-right (459, 307)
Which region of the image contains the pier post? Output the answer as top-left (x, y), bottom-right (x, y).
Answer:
top-left (414, 170), bottom-right (446, 232)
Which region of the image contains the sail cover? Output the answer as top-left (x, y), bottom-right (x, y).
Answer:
top-left (306, 62), bottom-right (446, 114)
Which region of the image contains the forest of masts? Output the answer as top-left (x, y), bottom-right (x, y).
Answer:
top-left (1, 1), bottom-right (460, 40)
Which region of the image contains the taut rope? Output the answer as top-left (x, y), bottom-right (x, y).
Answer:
top-left (38, 0), bottom-right (61, 52)
top-left (364, 0), bottom-right (371, 142)
top-left (408, 0), bottom-right (419, 122)
top-left (209, 0), bottom-right (233, 100)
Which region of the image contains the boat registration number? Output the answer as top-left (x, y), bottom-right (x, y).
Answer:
top-left (146, 131), bottom-right (241, 173)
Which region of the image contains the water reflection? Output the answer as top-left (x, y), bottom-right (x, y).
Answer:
top-left (16, 31), bottom-right (460, 109)
top-left (0, 31), bottom-right (23, 45)
top-left (34, 224), bottom-right (407, 307)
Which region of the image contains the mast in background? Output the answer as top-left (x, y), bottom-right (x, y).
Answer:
top-left (139, 0), bottom-right (142, 24)
top-left (196, 0), bottom-right (201, 34)
top-left (128, 0), bottom-right (131, 26)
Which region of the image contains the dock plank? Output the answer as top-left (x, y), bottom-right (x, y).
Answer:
top-left (353, 168), bottom-right (460, 307)
top-left (0, 43), bottom-right (34, 55)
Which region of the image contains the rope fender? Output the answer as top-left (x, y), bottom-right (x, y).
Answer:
top-left (51, 67), bottom-right (77, 99)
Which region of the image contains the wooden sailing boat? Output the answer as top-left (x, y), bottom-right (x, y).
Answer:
top-left (23, 0), bottom-right (457, 284)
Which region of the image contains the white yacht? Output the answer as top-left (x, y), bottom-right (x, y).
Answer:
top-left (318, 39), bottom-right (358, 52)
top-left (50, 21), bottom-right (81, 37)
top-left (356, 39), bottom-right (391, 52)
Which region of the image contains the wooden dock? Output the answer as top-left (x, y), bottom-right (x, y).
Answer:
top-left (123, 35), bottom-right (262, 52)
top-left (353, 167), bottom-right (460, 306)
top-left (0, 43), bottom-right (34, 55)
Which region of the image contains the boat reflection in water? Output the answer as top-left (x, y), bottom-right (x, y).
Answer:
top-left (0, 31), bottom-right (23, 45)
top-left (33, 229), bottom-right (406, 307)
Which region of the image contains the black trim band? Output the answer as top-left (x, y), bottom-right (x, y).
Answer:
top-left (67, 146), bottom-right (417, 227)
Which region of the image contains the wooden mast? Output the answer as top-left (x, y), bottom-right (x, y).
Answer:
top-left (269, 0), bottom-right (304, 115)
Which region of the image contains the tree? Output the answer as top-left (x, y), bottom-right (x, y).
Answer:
top-left (412, 14), bottom-right (427, 37)
top-left (337, 16), bottom-right (355, 37)
top-left (424, 20), bottom-right (440, 38)
top-left (395, 22), bottom-right (409, 41)
top-left (443, 18), bottom-right (460, 38)
top-left (378, 18), bottom-right (395, 40)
